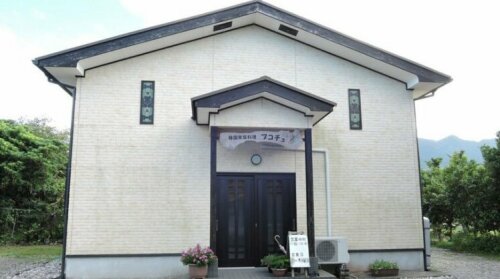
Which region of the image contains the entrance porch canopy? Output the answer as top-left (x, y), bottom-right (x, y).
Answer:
top-left (191, 76), bottom-right (336, 127)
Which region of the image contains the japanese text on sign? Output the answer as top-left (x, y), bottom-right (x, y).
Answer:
top-left (288, 233), bottom-right (310, 268)
top-left (219, 130), bottom-right (302, 150)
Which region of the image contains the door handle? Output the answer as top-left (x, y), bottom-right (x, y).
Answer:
top-left (216, 219), bottom-right (219, 231)
top-left (292, 219), bottom-right (296, 230)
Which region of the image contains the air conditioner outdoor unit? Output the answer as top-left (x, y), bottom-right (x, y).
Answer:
top-left (315, 237), bottom-right (350, 264)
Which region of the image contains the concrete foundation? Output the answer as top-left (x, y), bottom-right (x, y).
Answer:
top-left (347, 250), bottom-right (424, 271)
top-left (65, 255), bottom-right (185, 279)
top-left (65, 250), bottom-right (424, 278)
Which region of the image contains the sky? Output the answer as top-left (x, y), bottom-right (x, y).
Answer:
top-left (0, 0), bottom-right (498, 141)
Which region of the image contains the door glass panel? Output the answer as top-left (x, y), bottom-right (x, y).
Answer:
top-left (228, 182), bottom-right (236, 259)
top-left (276, 180), bottom-right (283, 240)
top-left (265, 180), bottom-right (273, 252)
top-left (259, 176), bottom-right (293, 259)
top-left (237, 182), bottom-right (245, 259)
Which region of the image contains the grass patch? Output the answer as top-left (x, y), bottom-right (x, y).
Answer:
top-left (0, 245), bottom-right (62, 260)
top-left (432, 239), bottom-right (454, 250)
top-left (432, 232), bottom-right (500, 261)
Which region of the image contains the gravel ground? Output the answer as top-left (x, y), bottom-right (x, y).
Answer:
top-left (0, 258), bottom-right (60, 279)
top-left (430, 248), bottom-right (500, 279)
top-left (0, 248), bottom-right (498, 278)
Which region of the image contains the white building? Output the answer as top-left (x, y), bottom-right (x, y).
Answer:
top-left (34, 1), bottom-right (451, 278)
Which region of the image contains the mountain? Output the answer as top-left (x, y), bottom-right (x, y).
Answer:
top-left (418, 136), bottom-right (495, 169)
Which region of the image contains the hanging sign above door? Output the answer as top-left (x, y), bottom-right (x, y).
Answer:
top-left (219, 130), bottom-right (302, 150)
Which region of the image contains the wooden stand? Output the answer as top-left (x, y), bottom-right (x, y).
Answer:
top-left (291, 268), bottom-right (309, 278)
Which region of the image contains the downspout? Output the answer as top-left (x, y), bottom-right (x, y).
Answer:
top-left (263, 147), bottom-right (332, 237)
top-left (60, 86), bottom-right (77, 279)
top-left (313, 149), bottom-right (332, 237)
top-left (412, 101), bottom-right (429, 271)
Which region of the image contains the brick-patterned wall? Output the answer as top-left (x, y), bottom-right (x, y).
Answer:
top-left (67, 26), bottom-right (422, 255)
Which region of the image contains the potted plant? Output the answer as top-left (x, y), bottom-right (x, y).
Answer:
top-left (268, 255), bottom-right (290, 277)
top-left (181, 244), bottom-right (217, 279)
top-left (207, 256), bottom-right (219, 278)
top-left (261, 254), bottom-right (278, 273)
top-left (369, 259), bottom-right (399, 277)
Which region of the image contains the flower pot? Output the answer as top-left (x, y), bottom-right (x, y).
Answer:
top-left (370, 268), bottom-right (399, 277)
top-left (271, 268), bottom-right (288, 277)
top-left (189, 264), bottom-right (208, 279)
top-left (207, 258), bottom-right (218, 278)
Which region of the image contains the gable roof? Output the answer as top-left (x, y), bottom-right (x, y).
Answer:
top-left (191, 76), bottom-right (336, 125)
top-left (33, 0), bottom-right (451, 98)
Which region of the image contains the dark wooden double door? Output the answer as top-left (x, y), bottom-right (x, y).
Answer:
top-left (215, 173), bottom-right (296, 267)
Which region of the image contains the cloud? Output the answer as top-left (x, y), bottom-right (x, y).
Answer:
top-left (0, 26), bottom-right (72, 129)
top-left (31, 9), bottom-right (47, 21)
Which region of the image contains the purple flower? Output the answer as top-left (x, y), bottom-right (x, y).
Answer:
top-left (180, 244), bottom-right (217, 266)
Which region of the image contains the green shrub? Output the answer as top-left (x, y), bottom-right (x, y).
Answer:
top-left (432, 232), bottom-right (500, 258)
top-left (268, 255), bottom-right (289, 269)
top-left (452, 232), bottom-right (500, 254)
top-left (261, 254), bottom-right (278, 266)
top-left (369, 259), bottom-right (399, 270)
top-left (261, 254), bottom-right (290, 268)
top-left (432, 239), bottom-right (453, 250)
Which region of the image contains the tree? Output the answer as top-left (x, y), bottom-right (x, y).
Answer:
top-left (0, 119), bottom-right (68, 244)
top-left (443, 151), bottom-right (493, 235)
top-left (480, 131), bottom-right (500, 232)
top-left (423, 150), bottom-right (497, 238)
top-left (422, 158), bottom-right (451, 240)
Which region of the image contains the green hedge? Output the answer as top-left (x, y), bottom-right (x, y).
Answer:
top-left (433, 232), bottom-right (500, 257)
top-left (0, 119), bottom-right (68, 244)
top-left (451, 232), bottom-right (500, 254)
